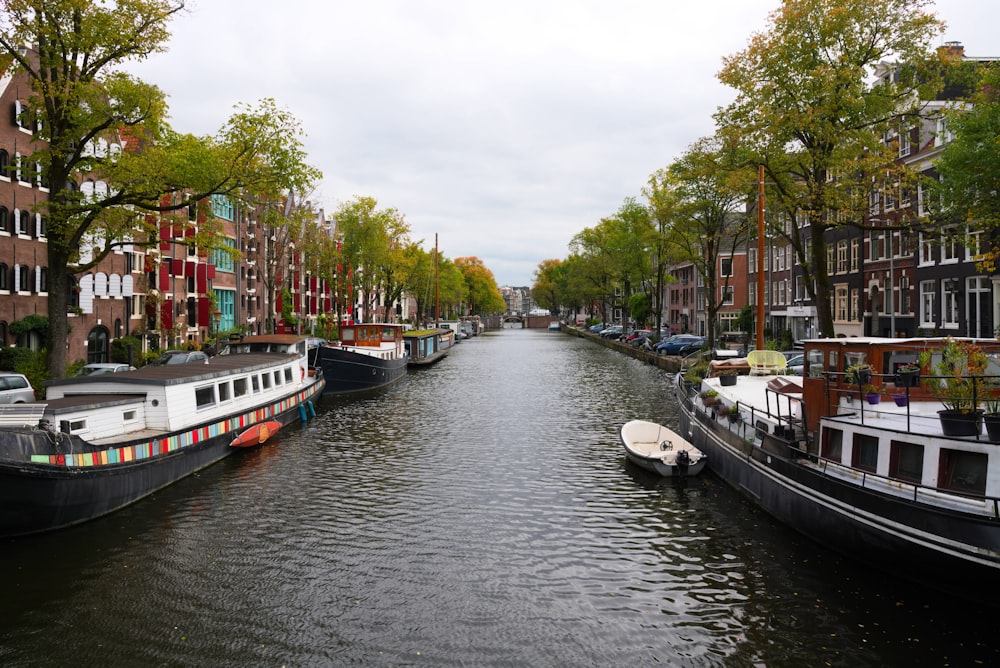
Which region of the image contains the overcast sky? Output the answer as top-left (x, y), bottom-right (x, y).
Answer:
top-left (126, 0), bottom-right (997, 287)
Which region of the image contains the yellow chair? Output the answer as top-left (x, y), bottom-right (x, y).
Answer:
top-left (746, 350), bottom-right (787, 375)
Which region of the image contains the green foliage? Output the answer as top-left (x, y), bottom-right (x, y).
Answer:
top-left (628, 292), bottom-right (651, 325)
top-left (919, 337), bottom-right (989, 414)
top-left (13, 349), bottom-right (49, 400)
top-left (9, 315), bottom-right (50, 348)
top-left (111, 336), bottom-right (144, 365)
top-left (0, 346), bottom-right (35, 372)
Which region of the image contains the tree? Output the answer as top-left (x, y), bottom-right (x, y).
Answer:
top-left (933, 64), bottom-right (1000, 272)
top-left (1, 2), bottom-right (320, 377)
top-left (714, 0), bottom-right (945, 337)
top-left (648, 134), bottom-right (752, 350)
top-left (454, 257), bottom-right (505, 315)
top-left (531, 259), bottom-right (562, 317)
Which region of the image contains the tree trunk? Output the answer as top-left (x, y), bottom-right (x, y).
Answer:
top-left (46, 248), bottom-right (71, 379)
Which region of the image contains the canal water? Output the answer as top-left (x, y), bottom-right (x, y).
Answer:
top-left (1, 328), bottom-right (997, 666)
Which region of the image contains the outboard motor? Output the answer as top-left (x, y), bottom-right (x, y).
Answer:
top-left (675, 448), bottom-right (691, 478)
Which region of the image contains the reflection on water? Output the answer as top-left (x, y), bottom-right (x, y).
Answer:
top-left (1, 329), bottom-right (997, 666)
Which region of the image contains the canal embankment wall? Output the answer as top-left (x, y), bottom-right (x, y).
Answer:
top-left (564, 326), bottom-right (683, 374)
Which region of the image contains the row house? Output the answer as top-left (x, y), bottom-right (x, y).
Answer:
top-left (0, 59), bottom-right (318, 366)
top-left (742, 42), bottom-right (998, 344)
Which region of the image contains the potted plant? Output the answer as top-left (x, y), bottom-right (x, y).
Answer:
top-left (863, 384), bottom-right (882, 405)
top-left (700, 389), bottom-right (720, 406)
top-left (845, 363), bottom-right (873, 386)
top-left (719, 369), bottom-right (739, 386)
top-left (984, 396), bottom-right (1000, 441)
top-left (894, 362), bottom-right (921, 388)
top-left (892, 393), bottom-right (909, 407)
top-left (919, 337), bottom-right (988, 436)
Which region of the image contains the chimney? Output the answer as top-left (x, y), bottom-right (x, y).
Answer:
top-left (938, 41), bottom-right (965, 61)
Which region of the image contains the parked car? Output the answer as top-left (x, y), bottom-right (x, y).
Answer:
top-left (154, 350), bottom-right (209, 365)
top-left (0, 373), bottom-right (36, 404)
top-left (588, 324), bottom-right (605, 334)
top-left (623, 329), bottom-right (650, 345)
top-left (76, 363), bottom-right (136, 376)
top-left (785, 353), bottom-right (805, 375)
top-left (599, 326), bottom-right (623, 339)
top-left (656, 335), bottom-right (706, 356)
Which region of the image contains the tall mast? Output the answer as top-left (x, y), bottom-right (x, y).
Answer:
top-left (756, 165), bottom-right (765, 349)
top-left (435, 233), bottom-right (440, 328)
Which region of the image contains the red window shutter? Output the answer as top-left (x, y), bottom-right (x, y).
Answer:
top-left (196, 263), bottom-right (207, 292)
top-left (208, 264), bottom-right (216, 280)
top-left (198, 296), bottom-right (210, 325)
top-left (161, 300), bottom-right (173, 329)
top-left (172, 259), bottom-right (184, 275)
top-left (159, 265), bottom-right (170, 291)
top-left (186, 261), bottom-right (195, 278)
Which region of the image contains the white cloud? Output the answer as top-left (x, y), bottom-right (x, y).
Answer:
top-left (127, 0), bottom-right (998, 286)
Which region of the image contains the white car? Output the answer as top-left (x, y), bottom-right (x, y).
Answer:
top-left (76, 363), bottom-right (136, 376)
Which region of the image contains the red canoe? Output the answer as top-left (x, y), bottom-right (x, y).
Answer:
top-left (230, 421), bottom-right (283, 448)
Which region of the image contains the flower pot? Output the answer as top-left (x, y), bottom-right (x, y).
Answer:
top-left (895, 368), bottom-right (920, 388)
top-left (985, 413), bottom-right (1000, 442)
top-left (937, 410), bottom-right (983, 437)
top-left (720, 374), bottom-right (737, 386)
top-left (866, 392), bottom-right (881, 405)
top-left (892, 395), bottom-right (908, 407)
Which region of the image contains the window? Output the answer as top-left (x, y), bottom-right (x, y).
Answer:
top-left (822, 427), bottom-right (843, 462)
top-left (284, 367), bottom-right (293, 383)
top-left (86, 326), bottom-right (110, 363)
top-left (938, 449), bottom-right (986, 495)
top-left (17, 265), bottom-right (29, 292)
top-left (251, 374), bottom-right (260, 393)
top-left (261, 373), bottom-right (271, 389)
top-left (942, 279), bottom-right (959, 327)
top-left (0, 264), bottom-right (7, 291)
top-left (852, 434), bottom-right (878, 472)
top-left (218, 382), bottom-right (231, 402)
top-left (918, 233), bottom-right (935, 265)
top-left (721, 285), bottom-right (734, 305)
top-left (273, 370), bottom-right (282, 386)
top-left (941, 234), bottom-right (958, 263)
top-left (0, 149), bottom-right (8, 178)
top-left (889, 441), bottom-right (923, 483)
top-left (123, 410), bottom-right (137, 422)
top-left (234, 377), bottom-right (248, 398)
top-left (898, 127), bottom-right (911, 157)
top-left (836, 240), bottom-right (848, 273)
top-left (920, 280), bottom-right (936, 327)
top-left (720, 258), bottom-right (733, 277)
top-left (850, 239), bottom-right (859, 272)
top-left (835, 285), bottom-right (848, 322)
top-left (195, 385), bottom-right (216, 409)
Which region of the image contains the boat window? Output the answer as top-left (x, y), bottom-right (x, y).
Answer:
top-left (806, 349), bottom-right (823, 378)
top-left (284, 367), bottom-right (293, 383)
top-left (218, 381), bottom-right (231, 403)
top-left (342, 328), bottom-right (356, 342)
top-left (852, 433), bottom-right (879, 472)
top-left (195, 385), bottom-right (216, 409)
top-left (273, 370), bottom-right (282, 386)
top-left (261, 373), bottom-right (272, 390)
top-left (938, 449), bottom-right (987, 495)
top-left (70, 419), bottom-right (86, 431)
top-left (844, 351), bottom-right (866, 369)
top-left (251, 375), bottom-right (260, 393)
top-left (123, 410), bottom-right (137, 422)
top-left (822, 426), bottom-right (843, 462)
top-left (234, 377), bottom-right (248, 398)
top-left (382, 327), bottom-right (396, 341)
top-left (889, 440), bottom-right (923, 483)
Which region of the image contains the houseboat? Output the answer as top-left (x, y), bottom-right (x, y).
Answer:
top-left (677, 336), bottom-right (1000, 596)
top-left (313, 323), bottom-right (408, 394)
top-left (0, 335), bottom-right (324, 537)
top-left (403, 328), bottom-right (451, 367)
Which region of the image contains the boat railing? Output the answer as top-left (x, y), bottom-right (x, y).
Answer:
top-left (809, 450), bottom-right (1000, 519)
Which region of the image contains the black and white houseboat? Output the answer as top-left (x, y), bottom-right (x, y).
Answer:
top-left (0, 335), bottom-right (324, 537)
top-left (677, 336), bottom-right (1000, 596)
top-left (312, 323), bottom-right (408, 394)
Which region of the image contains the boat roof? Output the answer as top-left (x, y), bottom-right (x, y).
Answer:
top-left (46, 353), bottom-right (296, 389)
